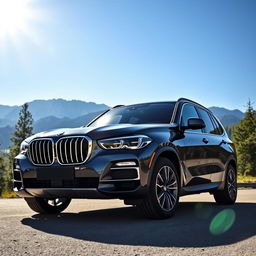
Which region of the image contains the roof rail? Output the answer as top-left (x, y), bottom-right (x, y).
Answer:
top-left (177, 98), bottom-right (209, 111)
top-left (112, 105), bottom-right (124, 109)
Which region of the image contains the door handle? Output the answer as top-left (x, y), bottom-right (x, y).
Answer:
top-left (202, 138), bottom-right (209, 144)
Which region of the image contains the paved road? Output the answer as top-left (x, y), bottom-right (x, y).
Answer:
top-left (0, 190), bottom-right (255, 256)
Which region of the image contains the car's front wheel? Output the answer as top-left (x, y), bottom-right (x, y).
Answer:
top-left (213, 164), bottom-right (237, 204)
top-left (137, 157), bottom-right (180, 219)
top-left (25, 197), bottom-right (71, 214)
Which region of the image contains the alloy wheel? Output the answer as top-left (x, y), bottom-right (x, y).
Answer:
top-left (227, 168), bottom-right (237, 200)
top-left (155, 166), bottom-right (178, 212)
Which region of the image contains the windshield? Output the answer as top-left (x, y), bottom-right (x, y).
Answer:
top-left (88, 102), bottom-right (175, 127)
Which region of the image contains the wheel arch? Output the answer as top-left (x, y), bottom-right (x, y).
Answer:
top-left (228, 159), bottom-right (237, 172)
top-left (224, 156), bottom-right (237, 175)
top-left (218, 156), bottom-right (237, 190)
top-left (148, 147), bottom-right (183, 186)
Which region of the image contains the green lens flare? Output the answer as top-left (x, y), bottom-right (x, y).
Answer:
top-left (209, 209), bottom-right (236, 235)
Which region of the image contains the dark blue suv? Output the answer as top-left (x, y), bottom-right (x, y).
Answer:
top-left (13, 98), bottom-right (237, 219)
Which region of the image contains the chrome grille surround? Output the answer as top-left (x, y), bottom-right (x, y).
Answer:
top-left (56, 136), bottom-right (92, 165)
top-left (28, 138), bottom-right (55, 166)
top-left (27, 136), bottom-right (92, 166)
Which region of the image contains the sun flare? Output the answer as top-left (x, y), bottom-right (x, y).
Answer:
top-left (0, 0), bottom-right (35, 41)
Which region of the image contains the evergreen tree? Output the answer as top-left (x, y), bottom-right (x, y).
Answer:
top-left (0, 152), bottom-right (5, 195)
top-left (233, 100), bottom-right (256, 176)
top-left (225, 125), bottom-right (236, 139)
top-left (10, 103), bottom-right (33, 158)
top-left (2, 103), bottom-right (33, 194)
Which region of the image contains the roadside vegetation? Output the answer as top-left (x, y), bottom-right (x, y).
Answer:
top-left (233, 101), bottom-right (256, 176)
top-left (0, 103), bottom-right (33, 197)
top-left (237, 175), bottom-right (256, 183)
top-left (0, 101), bottom-right (256, 198)
top-left (226, 100), bottom-right (256, 180)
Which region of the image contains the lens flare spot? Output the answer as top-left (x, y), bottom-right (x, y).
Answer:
top-left (209, 209), bottom-right (236, 235)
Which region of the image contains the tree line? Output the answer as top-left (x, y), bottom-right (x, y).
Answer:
top-left (0, 101), bottom-right (256, 196)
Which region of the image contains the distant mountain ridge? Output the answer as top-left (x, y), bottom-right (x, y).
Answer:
top-left (0, 99), bottom-right (244, 149)
top-left (208, 107), bottom-right (244, 126)
top-left (0, 99), bottom-right (109, 125)
top-left (33, 111), bottom-right (103, 133)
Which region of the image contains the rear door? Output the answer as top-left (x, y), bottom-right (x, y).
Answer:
top-left (195, 107), bottom-right (225, 182)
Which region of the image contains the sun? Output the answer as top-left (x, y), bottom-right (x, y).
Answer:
top-left (0, 0), bottom-right (34, 40)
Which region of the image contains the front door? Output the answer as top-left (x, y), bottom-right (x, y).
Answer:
top-left (177, 103), bottom-right (216, 188)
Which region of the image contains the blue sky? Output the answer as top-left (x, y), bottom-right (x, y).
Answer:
top-left (0, 0), bottom-right (255, 111)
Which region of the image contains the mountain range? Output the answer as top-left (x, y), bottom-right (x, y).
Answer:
top-left (0, 99), bottom-right (109, 127)
top-left (0, 99), bottom-right (244, 149)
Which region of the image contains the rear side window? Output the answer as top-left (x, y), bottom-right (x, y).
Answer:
top-left (210, 114), bottom-right (224, 135)
top-left (180, 104), bottom-right (202, 132)
top-left (197, 108), bottom-right (215, 134)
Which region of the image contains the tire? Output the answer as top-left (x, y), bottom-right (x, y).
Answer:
top-left (137, 157), bottom-right (180, 219)
top-left (213, 164), bottom-right (237, 205)
top-left (25, 197), bottom-right (72, 214)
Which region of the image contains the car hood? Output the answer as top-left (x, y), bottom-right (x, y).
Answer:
top-left (25, 123), bottom-right (177, 142)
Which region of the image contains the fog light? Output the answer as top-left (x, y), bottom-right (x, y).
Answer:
top-left (115, 161), bottom-right (137, 167)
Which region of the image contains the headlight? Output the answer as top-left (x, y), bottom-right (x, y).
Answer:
top-left (20, 140), bottom-right (29, 154)
top-left (98, 135), bottom-right (152, 150)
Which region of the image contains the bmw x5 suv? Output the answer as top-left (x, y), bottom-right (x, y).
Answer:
top-left (13, 98), bottom-right (237, 219)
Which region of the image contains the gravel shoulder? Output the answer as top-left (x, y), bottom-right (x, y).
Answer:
top-left (0, 190), bottom-right (255, 256)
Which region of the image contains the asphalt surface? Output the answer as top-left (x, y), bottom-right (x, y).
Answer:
top-left (0, 190), bottom-right (255, 256)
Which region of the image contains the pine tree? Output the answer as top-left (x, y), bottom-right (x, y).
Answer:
top-left (225, 125), bottom-right (236, 139)
top-left (10, 103), bottom-right (33, 158)
top-left (0, 152), bottom-right (5, 195)
top-left (233, 100), bottom-right (256, 176)
top-left (2, 103), bottom-right (33, 194)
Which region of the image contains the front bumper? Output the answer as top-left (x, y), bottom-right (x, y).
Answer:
top-left (13, 144), bottom-right (156, 199)
top-left (13, 187), bottom-right (110, 199)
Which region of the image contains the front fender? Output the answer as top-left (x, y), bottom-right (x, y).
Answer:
top-left (146, 145), bottom-right (183, 188)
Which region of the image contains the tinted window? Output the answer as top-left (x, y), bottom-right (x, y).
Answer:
top-left (197, 108), bottom-right (215, 134)
top-left (89, 102), bottom-right (175, 127)
top-left (181, 104), bottom-right (201, 132)
top-left (210, 114), bottom-right (224, 135)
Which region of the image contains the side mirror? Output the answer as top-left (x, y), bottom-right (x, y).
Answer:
top-left (182, 118), bottom-right (205, 130)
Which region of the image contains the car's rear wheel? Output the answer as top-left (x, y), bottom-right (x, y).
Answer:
top-left (213, 164), bottom-right (237, 204)
top-left (137, 157), bottom-right (180, 219)
top-left (25, 197), bottom-right (71, 214)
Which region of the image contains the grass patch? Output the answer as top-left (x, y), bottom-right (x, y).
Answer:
top-left (237, 175), bottom-right (256, 183)
top-left (1, 190), bottom-right (17, 198)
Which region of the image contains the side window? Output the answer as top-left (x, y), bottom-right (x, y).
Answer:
top-left (197, 108), bottom-right (215, 134)
top-left (210, 115), bottom-right (224, 135)
top-left (181, 104), bottom-right (201, 132)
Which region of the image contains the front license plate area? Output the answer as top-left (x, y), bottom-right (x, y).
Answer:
top-left (37, 167), bottom-right (74, 180)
